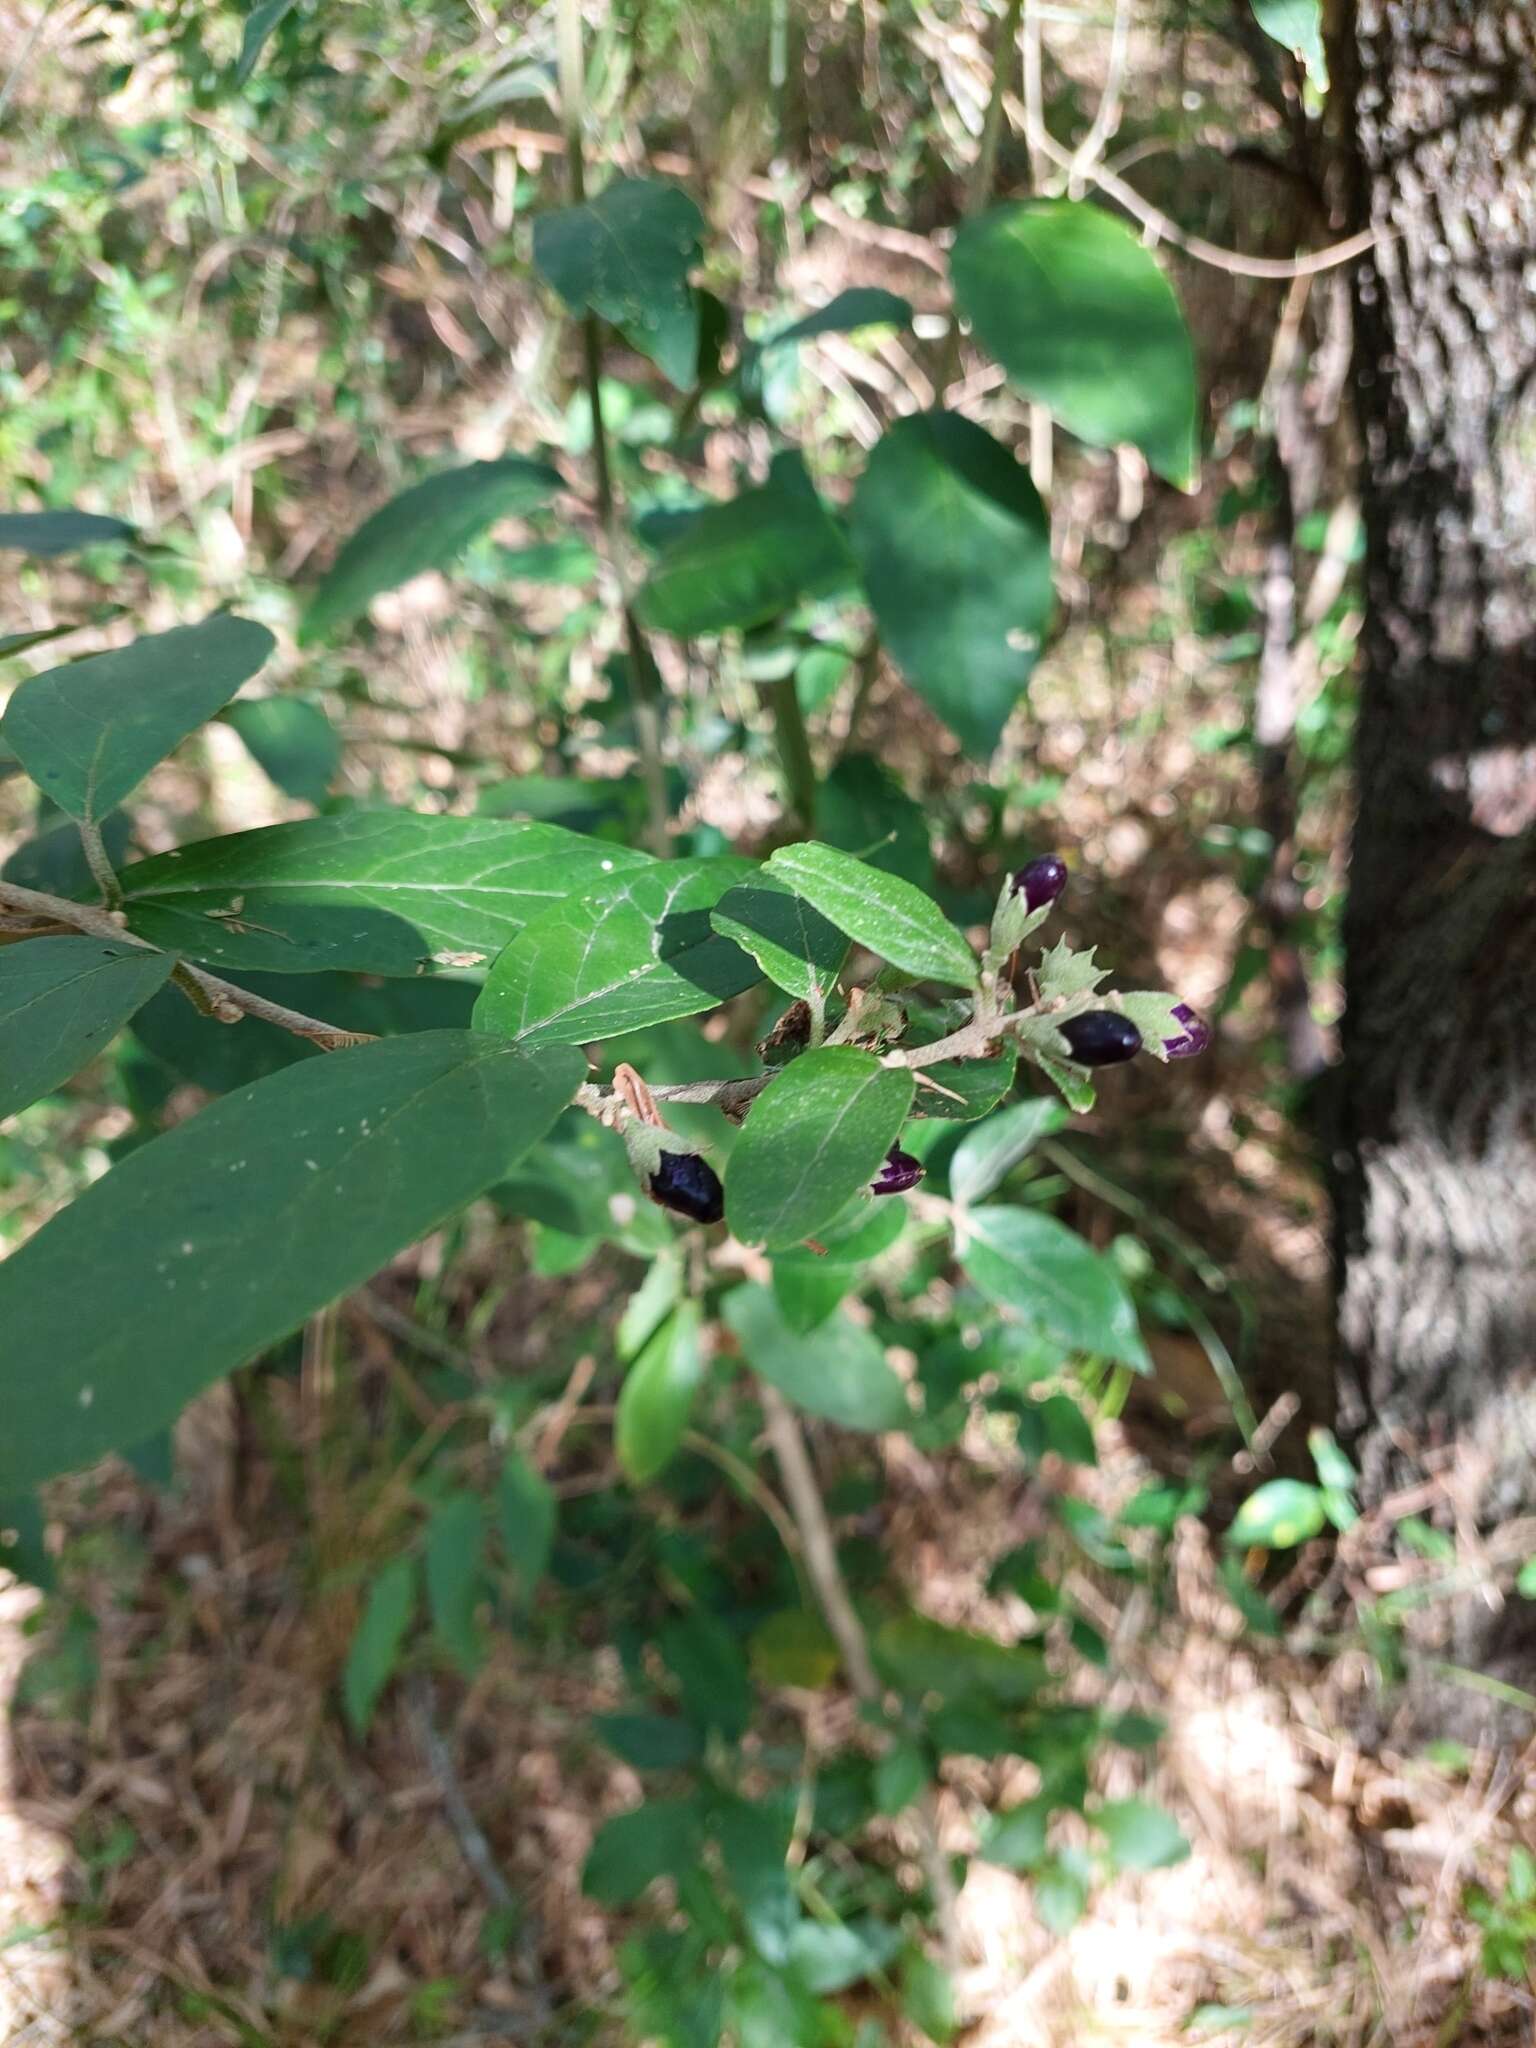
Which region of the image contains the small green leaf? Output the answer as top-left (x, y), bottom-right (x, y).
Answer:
top-left (637, 475), bottom-right (853, 635)
top-left (0, 1032), bottom-right (584, 1490)
top-left (1036, 937), bottom-right (1110, 1001)
top-left (0, 939), bottom-right (174, 1121)
top-left (1096, 1798), bottom-right (1190, 1871)
top-left (497, 1449), bottom-right (556, 1602)
top-left (726, 1047), bottom-right (913, 1249)
top-left (1227, 1478), bottom-right (1327, 1551)
top-left (724, 1286), bottom-right (909, 1432)
top-left (659, 1610), bottom-right (754, 1740)
top-left (476, 857), bottom-right (759, 1045)
top-left (1219, 1553), bottom-right (1284, 1637)
top-left (300, 459), bottom-right (561, 643)
top-left (1517, 1557), bottom-right (1536, 1600)
top-left (120, 813), bottom-right (645, 976)
top-left (749, 1609), bottom-right (841, 1689)
top-left (901, 1949), bottom-right (956, 2044)
top-left (616, 1303), bottom-right (705, 1484)
top-left (0, 615), bottom-right (275, 823)
top-left (717, 1797), bottom-right (798, 1965)
top-left (710, 880), bottom-right (849, 1005)
top-left (1034, 1853), bottom-right (1088, 1934)
top-left (533, 178), bottom-right (704, 388)
top-left (1251, 0), bottom-right (1326, 82)
top-left (850, 411), bottom-right (1053, 758)
top-left (760, 288), bottom-right (913, 350)
top-left (787, 1918), bottom-right (903, 1996)
top-left (948, 1096), bottom-right (1066, 1206)
top-left (959, 1206), bottom-right (1150, 1371)
top-left (982, 1797), bottom-right (1050, 1869)
top-left (1307, 1426), bottom-right (1357, 1492)
top-left (1038, 1392), bottom-right (1097, 1467)
top-left (874, 1741), bottom-right (929, 1816)
top-left (583, 1797), bottom-right (706, 1905)
top-left (426, 1491), bottom-right (486, 1676)
top-left (0, 509), bottom-right (134, 556)
top-left (771, 1199), bottom-right (907, 1334)
top-left (766, 841), bottom-right (978, 987)
top-left (874, 1612), bottom-right (1045, 1704)
top-left (234, 0), bottom-right (299, 84)
top-left (592, 1713), bottom-right (702, 1770)
top-left (951, 199), bottom-right (1200, 486)
top-left (224, 698), bottom-right (341, 804)
top-left (344, 1554), bottom-right (417, 1736)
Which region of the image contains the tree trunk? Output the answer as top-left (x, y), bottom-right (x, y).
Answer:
top-left (1329, 0), bottom-right (1536, 1728)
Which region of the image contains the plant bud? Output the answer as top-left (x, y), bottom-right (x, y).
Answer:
top-left (1059, 1010), bottom-right (1141, 1067)
top-left (870, 1144), bottom-right (924, 1195)
top-left (647, 1150), bottom-right (725, 1224)
top-left (1009, 854), bottom-right (1067, 911)
top-left (1162, 1002), bottom-right (1211, 1060)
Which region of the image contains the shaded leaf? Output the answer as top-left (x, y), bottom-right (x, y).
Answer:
top-left (959, 1205), bottom-right (1150, 1370)
top-left (616, 1303), bottom-right (704, 1484)
top-left (583, 1798), bottom-right (706, 1905)
top-left (497, 1449), bottom-right (556, 1601)
top-left (120, 812), bottom-right (646, 975)
top-left (300, 459), bottom-right (561, 642)
top-left (726, 1047), bottom-right (912, 1249)
top-left (426, 1491), bottom-right (486, 1675)
top-left (0, 1032), bottom-right (584, 1490)
top-left (724, 1286), bottom-right (908, 1432)
top-left (0, 939), bottom-right (174, 1120)
top-left (0, 510), bottom-right (134, 556)
top-left (533, 178), bottom-right (704, 388)
top-left (787, 1918), bottom-right (903, 1996)
top-left (344, 1555), bottom-right (417, 1736)
top-left (593, 1713), bottom-right (701, 1770)
top-left (224, 698), bottom-right (341, 804)
top-left (0, 615), bottom-right (274, 823)
top-left (766, 841), bottom-right (977, 987)
top-left (637, 477), bottom-right (853, 636)
top-left (710, 879), bottom-right (849, 1004)
top-left (760, 287), bottom-right (913, 350)
top-left (874, 1741), bottom-right (930, 1816)
top-left (475, 857), bottom-right (759, 1045)
top-left (234, 0), bottom-right (299, 83)
top-left (850, 411), bottom-right (1053, 757)
top-left (951, 199), bottom-right (1199, 486)
top-left (1096, 1797), bottom-right (1190, 1871)
top-left (948, 1096), bottom-right (1067, 1206)
top-left (659, 1610), bottom-right (753, 1740)
top-left (749, 1609), bottom-right (840, 1689)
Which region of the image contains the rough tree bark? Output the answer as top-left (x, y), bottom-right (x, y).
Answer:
top-left (1328, 1), bottom-right (1536, 1723)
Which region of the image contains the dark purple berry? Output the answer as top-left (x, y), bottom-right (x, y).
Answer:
top-left (648, 1150), bottom-right (724, 1224)
top-left (871, 1145), bottom-right (924, 1196)
top-left (1059, 1010), bottom-right (1142, 1067)
top-left (1009, 854), bottom-right (1068, 912)
top-left (1162, 1002), bottom-right (1212, 1060)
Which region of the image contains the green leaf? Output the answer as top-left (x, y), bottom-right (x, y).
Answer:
top-left (593, 1713), bottom-right (702, 1770)
top-left (0, 1031), bottom-right (584, 1490)
top-left (1251, 0), bottom-right (1326, 82)
top-left (1096, 1798), bottom-right (1189, 1872)
top-left (343, 1554), bottom-right (417, 1736)
top-left (982, 1797), bottom-right (1050, 1870)
top-left (0, 510), bottom-right (134, 556)
top-left (951, 200), bottom-right (1200, 487)
top-left (849, 412), bottom-right (1053, 757)
top-left (497, 1448), bottom-right (556, 1602)
top-left (748, 1608), bottom-right (840, 1688)
top-left (616, 1303), bottom-right (705, 1484)
top-left (710, 880), bottom-right (849, 1005)
top-left (1219, 1553), bottom-right (1283, 1637)
top-left (637, 477), bottom-right (853, 636)
top-left (474, 856), bottom-right (759, 1045)
top-left (1038, 1392), bottom-right (1097, 1467)
top-left (2, 809), bottom-right (131, 898)
top-left (234, 0), bottom-right (299, 83)
top-left (771, 1198), bottom-right (907, 1334)
top-left (948, 1096), bottom-right (1067, 1206)
top-left (533, 178), bottom-right (704, 388)
top-left (1227, 1478), bottom-right (1326, 1551)
top-left (583, 1797), bottom-right (706, 1906)
top-left (760, 287), bottom-right (913, 350)
top-left (874, 1741), bottom-right (929, 1816)
top-left (0, 938), bottom-right (174, 1120)
top-left (0, 624), bottom-right (86, 660)
top-left (224, 698), bottom-right (341, 804)
top-left (120, 813), bottom-right (646, 975)
top-left (426, 1491), bottom-right (486, 1675)
top-left (765, 841), bottom-right (977, 987)
top-left (659, 1610), bottom-right (753, 1740)
top-left (787, 1919), bottom-right (903, 1996)
top-left (1307, 1426), bottom-right (1357, 1493)
top-left (901, 1949), bottom-right (956, 2045)
top-left (1034, 1854), bottom-right (1088, 1934)
top-left (300, 459), bottom-right (561, 643)
top-left (1036, 937), bottom-right (1110, 1002)
top-left (1517, 1557), bottom-right (1536, 1600)
top-left (724, 1286), bottom-right (908, 1432)
top-left (0, 615), bottom-right (275, 823)
top-left (874, 1612), bottom-right (1045, 1704)
top-left (717, 1797), bottom-right (798, 1965)
top-left (0, 1494), bottom-right (53, 1591)
top-left (726, 1047), bottom-right (913, 1249)
top-left (960, 1206), bottom-right (1149, 1371)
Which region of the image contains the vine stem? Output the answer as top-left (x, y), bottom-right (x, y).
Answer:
top-left (78, 818), bottom-right (123, 909)
top-left (0, 877), bottom-right (369, 1049)
top-left (556, 0), bottom-right (672, 859)
top-left (767, 671), bottom-right (818, 829)
top-left (758, 1383), bottom-right (962, 1964)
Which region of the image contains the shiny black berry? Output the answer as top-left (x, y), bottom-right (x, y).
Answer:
top-left (648, 1150), bottom-right (725, 1224)
top-left (870, 1144), bottom-right (924, 1196)
top-left (1010, 854), bottom-right (1068, 911)
top-left (1059, 1010), bottom-right (1142, 1067)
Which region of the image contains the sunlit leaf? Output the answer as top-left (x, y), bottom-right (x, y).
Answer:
top-left (726, 1047), bottom-right (912, 1250)
top-left (766, 841), bottom-right (978, 987)
top-left (533, 177), bottom-right (705, 388)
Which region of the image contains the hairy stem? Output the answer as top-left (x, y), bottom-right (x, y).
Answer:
top-left (77, 818), bottom-right (123, 909)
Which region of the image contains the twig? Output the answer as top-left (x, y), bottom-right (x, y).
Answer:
top-left (409, 1674), bottom-right (522, 1917)
top-left (1064, 0), bottom-right (1131, 191)
top-left (556, 0), bottom-right (671, 859)
top-left (0, 877), bottom-right (370, 1049)
top-left (77, 819), bottom-right (123, 909)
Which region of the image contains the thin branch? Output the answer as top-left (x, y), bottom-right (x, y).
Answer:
top-left (0, 878), bottom-right (369, 1049)
top-left (1065, 0), bottom-right (1131, 191)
